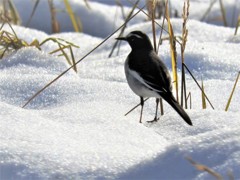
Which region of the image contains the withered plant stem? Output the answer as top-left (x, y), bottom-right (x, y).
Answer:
top-left (127, 0), bottom-right (182, 46)
top-left (219, 0), bottom-right (227, 27)
top-left (183, 63), bottom-right (215, 110)
top-left (26, 0), bottom-right (40, 27)
top-left (225, 71), bottom-right (240, 111)
top-left (186, 157), bottom-right (223, 180)
top-left (186, 92), bottom-right (192, 109)
top-left (125, 98), bottom-right (149, 116)
top-left (180, 0), bottom-right (189, 109)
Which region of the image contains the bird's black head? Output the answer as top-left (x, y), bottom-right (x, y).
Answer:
top-left (116, 31), bottom-right (153, 51)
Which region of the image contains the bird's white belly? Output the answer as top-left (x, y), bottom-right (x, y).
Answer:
top-left (124, 59), bottom-right (160, 98)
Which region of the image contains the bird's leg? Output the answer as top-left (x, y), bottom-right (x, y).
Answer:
top-left (147, 98), bottom-right (160, 123)
top-left (139, 97), bottom-right (144, 123)
top-left (154, 98), bottom-right (160, 121)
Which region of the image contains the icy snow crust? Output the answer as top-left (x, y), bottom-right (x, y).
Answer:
top-left (0, 0), bottom-right (240, 179)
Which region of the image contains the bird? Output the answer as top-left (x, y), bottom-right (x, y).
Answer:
top-left (116, 30), bottom-right (192, 126)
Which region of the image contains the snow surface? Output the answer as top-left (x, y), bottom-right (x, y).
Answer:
top-left (0, 0), bottom-right (240, 179)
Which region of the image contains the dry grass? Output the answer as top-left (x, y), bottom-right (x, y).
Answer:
top-left (225, 71), bottom-right (240, 111)
top-left (25, 0), bottom-right (39, 27)
top-left (186, 157), bottom-right (224, 180)
top-left (180, 0), bottom-right (189, 108)
top-left (0, 19), bottom-right (79, 72)
top-left (201, 0), bottom-right (217, 22)
top-left (0, 0), bottom-right (21, 25)
top-left (48, 0), bottom-right (60, 33)
top-left (234, 15), bottom-right (240, 35)
top-left (183, 63), bottom-right (215, 110)
top-left (186, 92), bottom-right (192, 109)
top-left (0, 18), bottom-right (39, 58)
top-left (166, 0), bottom-right (179, 103)
top-left (187, 157), bottom-right (236, 180)
top-left (63, 0), bottom-right (82, 32)
top-left (201, 0), bottom-right (240, 29)
top-left (219, 0), bottom-right (227, 26)
top-left (41, 37), bottom-right (79, 72)
top-left (108, 0), bottom-right (139, 58)
top-left (146, 0), bottom-right (167, 20)
top-left (201, 79), bottom-right (207, 109)
top-left (150, 0), bottom-right (164, 115)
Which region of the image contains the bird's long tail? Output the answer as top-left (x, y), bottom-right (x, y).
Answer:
top-left (163, 94), bottom-right (192, 126)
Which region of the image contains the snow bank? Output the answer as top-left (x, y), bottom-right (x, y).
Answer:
top-left (0, 0), bottom-right (240, 179)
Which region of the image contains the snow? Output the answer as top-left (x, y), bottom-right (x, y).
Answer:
top-left (0, 0), bottom-right (240, 179)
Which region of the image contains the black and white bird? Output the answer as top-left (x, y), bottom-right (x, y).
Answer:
top-left (116, 30), bottom-right (192, 126)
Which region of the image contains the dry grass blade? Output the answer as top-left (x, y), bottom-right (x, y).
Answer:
top-left (150, 0), bottom-right (164, 116)
top-left (156, 1), bottom-right (167, 54)
top-left (22, 5), bottom-right (145, 108)
top-left (7, 0), bottom-right (21, 25)
top-left (0, 21), bottom-right (28, 58)
top-left (83, 0), bottom-right (91, 9)
top-left (166, 0), bottom-right (178, 102)
top-left (63, 0), bottom-right (82, 32)
top-left (48, 0), bottom-right (60, 33)
top-left (115, 0), bottom-right (126, 19)
top-left (200, 0), bottom-right (217, 21)
top-left (219, 0), bottom-right (227, 26)
top-left (150, 0), bottom-right (157, 52)
top-left (186, 92), bottom-right (192, 109)
top-left (183, 63), bottom-right (215, 110)
top-left (186, 157), bottom-right (223, 180)
top-left (76, 16), bottom-right (83, 32)
top-left (0, 0), bottom-right (21, 24)
top-left (50, 44), bottom-right (77, 72)
top-left (26, 0), bottom-right (40, 26)
top-left (180, 0), bottom-right (189, 109)
top-left (29, 39), bottom-right (41, 50)
top-left (124, 98), bottom-right (149, 116)
top-left (127, 0), bottom-right (182, 46)
top-left (227, 169), bottom-right (235, 180)
top-left (231, 0), bottom-right (238, 26)
top-left (225, 71), bottom-right (240, 111)
top-left (68, 45), bottom-right (77, 72)
top-left (41, 37), bottom-right (79, 48)
top-left (39, 37), bottom-right (79, 72)
top-left (201, 79), bottom-right (207, 109)
top-left (234, 15), bottom-right (240, 35)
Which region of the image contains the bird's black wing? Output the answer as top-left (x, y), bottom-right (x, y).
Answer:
top-left (129, 50), bottom-right (172, 94)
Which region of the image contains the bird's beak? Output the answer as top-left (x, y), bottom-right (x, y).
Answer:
top-left (116, 37), bottom-right (127, 41)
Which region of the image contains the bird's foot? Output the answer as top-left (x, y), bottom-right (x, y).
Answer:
top-left (147, 117), bottom-right (159, 123)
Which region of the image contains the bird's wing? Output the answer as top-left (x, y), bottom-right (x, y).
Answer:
top-left (138, 52), bottom-right (172, 94)
top-left (141, 73), bottom-right (168, 93)
top-left (129, 69), bottom-right (166, 93)
top-left (128, 50), bottom-right (172, 94)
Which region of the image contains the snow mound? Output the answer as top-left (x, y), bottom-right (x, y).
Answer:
top-left (1, 0), bottom-right (240, 179)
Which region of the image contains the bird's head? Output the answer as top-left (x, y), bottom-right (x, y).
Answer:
top-left (116, 31), bottom-right (153, 50)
